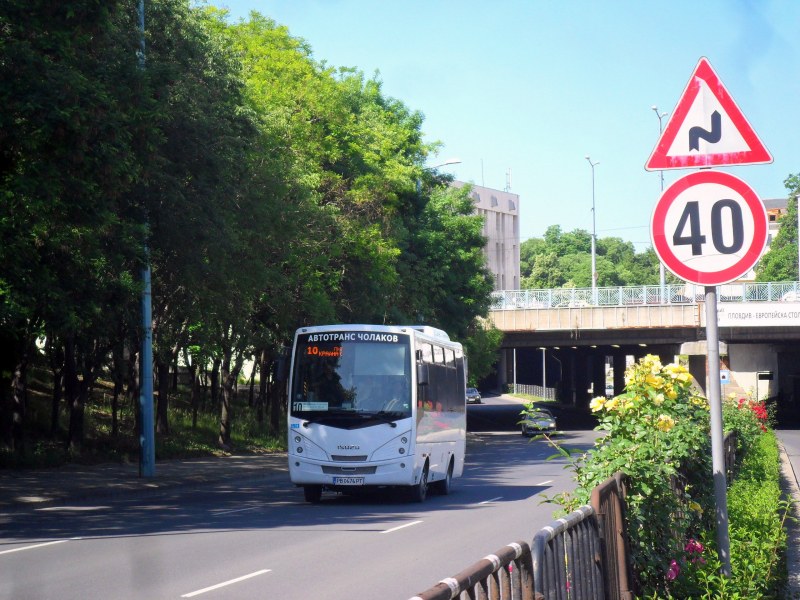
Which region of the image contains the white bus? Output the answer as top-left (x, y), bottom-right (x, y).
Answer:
top-left (287, 324), bottom-right (467, 503)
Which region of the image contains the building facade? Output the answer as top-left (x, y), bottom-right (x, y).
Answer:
top-left (453, 181), bottom-right (520, 290)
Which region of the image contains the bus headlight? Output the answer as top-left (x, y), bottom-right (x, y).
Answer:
top-left (371, 430), bottom-right (412, 461)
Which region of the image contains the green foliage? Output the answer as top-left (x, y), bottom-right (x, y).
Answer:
top-left (461, 322), bottom-right (503, 386)
top-left (548, 355), bottom-right (790, 598)
top-left (520, 225), bottom-right (666, 288)
top-left (0, 2), bottom-right (495, 454)
top-left (664, 432), bottom-right (790, 599)
top-left (757, 174), bottom-right (799, 282)
top-left (547, 355), bottom-right (713, 593)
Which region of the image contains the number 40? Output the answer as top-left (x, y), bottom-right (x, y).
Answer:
top-left (673, 199), bottom-right (744, 256)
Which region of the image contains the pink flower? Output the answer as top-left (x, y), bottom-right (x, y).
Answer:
top-left (684, 539), bottom-right (704, 554)
top-left (667, 559), bottom-right (680, 581)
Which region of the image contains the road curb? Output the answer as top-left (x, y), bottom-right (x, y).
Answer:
top-left (779, 443), bottom-right (800, 598)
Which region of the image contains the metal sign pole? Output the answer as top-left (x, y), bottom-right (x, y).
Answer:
top-left (704, 286), bottom-right (731, 576)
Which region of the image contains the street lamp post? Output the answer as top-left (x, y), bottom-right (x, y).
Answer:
top-left (585, 156), bottom-right (599, 304)
top-left (417, 158), bottom-right (461, 194)
top-left (652, 106), bottom-right (668, 301)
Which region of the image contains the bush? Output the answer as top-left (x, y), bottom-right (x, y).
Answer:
top-left (665, 431), bottom-right (790, 599)
top-left (548, 355), bottom-right (791, 597)
top-left (548, 355), bottom-right (712, 593)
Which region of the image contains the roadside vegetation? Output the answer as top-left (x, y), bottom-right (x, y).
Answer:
top-left (2, 365), bottom-right (286, 469)
top-left (1, 1), bottom-right (501, 464)
top-left (543, 355), bottom-right (793, 599)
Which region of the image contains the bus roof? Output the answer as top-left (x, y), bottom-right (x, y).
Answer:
top-left (295, 324), bottom-right (451, 342)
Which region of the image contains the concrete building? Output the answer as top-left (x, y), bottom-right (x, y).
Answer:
top-left (453, 181), bottom-right (520, 290)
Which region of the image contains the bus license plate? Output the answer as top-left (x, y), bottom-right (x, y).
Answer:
top-left (333, 477), bottom-right (364, 486)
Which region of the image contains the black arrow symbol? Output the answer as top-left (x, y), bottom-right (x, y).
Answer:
top-left (689, 110), bottom-right (721, 151)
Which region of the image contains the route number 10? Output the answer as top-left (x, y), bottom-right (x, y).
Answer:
top-left (673, 199), bottom-right (744, 256)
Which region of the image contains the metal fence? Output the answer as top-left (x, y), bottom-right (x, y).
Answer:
top-left (590, 473), bottom-right (634, 600)
top-left (491, 281), bottom-right (800, 310)
top-left (411, 432), bottom-right (741, 600)
top-left (513, 383), bottom-right (557, 401)
top-left (532, 506), bottom-right (605, 599)
top-left (408, 541), bottom-right (535, 600)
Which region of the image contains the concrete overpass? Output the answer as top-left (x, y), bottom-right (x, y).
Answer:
top-left (486, 282), bottom-right (800, 423)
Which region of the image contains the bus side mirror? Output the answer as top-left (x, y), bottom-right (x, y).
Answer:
top-left (417, 363), bottom-right (429, 386)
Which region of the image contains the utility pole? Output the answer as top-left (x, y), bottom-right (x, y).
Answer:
top-left (137, 0), bottom-right (155, 477)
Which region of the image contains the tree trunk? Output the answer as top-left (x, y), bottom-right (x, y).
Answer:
top-left (10, 356), bottom-right (28, 456)
top-left (65, 336), bottom-right (83, 454)
top-left (257, 349), bottom-right (268, 425)
top-left (186, 348), bottom-right (199, 429)
top-left (247, 362), bottom-right (256, 408)
top-left (210, 358), bottom-right (220, 409)
top-left (156, 360), bottom-right (170, 434)
top-left (47, 336), bottom-right (65, 437)
top-left (218, 351), bottom-right (244, 449)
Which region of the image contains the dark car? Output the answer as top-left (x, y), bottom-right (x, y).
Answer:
top-left (521, 407), bottom-right (557, 436)
top-left (466, 387), bottom-right (482, 404)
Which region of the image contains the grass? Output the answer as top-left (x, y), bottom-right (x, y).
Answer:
top-left (1, 366), bottom-right (287, 469)
top-left (508, 392), bottom-right (556, 404)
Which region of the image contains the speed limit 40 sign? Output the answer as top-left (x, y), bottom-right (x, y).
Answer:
top-left (650, 170), bottom-right (768, 286)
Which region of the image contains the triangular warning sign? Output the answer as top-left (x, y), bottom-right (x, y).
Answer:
top-left (645, 57), bottom-right (772, 171)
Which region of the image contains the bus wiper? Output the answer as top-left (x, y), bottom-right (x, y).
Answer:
top-left (370, 411), bottom-right (404, 427)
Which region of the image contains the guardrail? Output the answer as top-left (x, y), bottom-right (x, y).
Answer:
top-left (408, 541), bottom-right (535, 600)
top-left (590, 473), bottom-right (635, 600)
top-left (410, 432), bottom-right (740, 599)
top-left (532, 505), bottom-right (605, 599)
top-left (491, 281), bottom-right (800, 310)
top-left (513, 383), bottom-right (557, 401)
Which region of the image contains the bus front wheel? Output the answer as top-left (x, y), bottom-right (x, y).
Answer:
top-left (303, 485), bottom-right (322, 503)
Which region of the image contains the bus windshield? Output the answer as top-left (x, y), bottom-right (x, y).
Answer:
top-left (290, 332), bottom-right (412, 419)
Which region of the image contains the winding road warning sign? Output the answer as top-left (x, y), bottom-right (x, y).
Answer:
top-left (650, 170), bottom-right (768, 285)
top-left (645, 57), bottom-right (772, 170)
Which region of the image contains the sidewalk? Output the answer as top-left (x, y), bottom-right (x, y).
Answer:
top-left (0, 452), bottom-right (288, 513)
top-left (779, 436), bottom-right (800, 599)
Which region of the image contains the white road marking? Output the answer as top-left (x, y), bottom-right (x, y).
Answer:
top-left (536, 480), bottom-right (553, 486)
top-left (0, 539), bottom-right (70, 555)
top-left (212, 506), bottom-right (260, 515)
top-left (381, 520), bottom-right (423, 534)
top-left (181, 569), bottom-right (271, 597)
top-left (478, 496), bottom-right (503, 505)
top-left (36, 505), bottom-right (110, 512)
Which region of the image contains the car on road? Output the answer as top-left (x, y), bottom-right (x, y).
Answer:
top-left (520, 406), bottom-right (557, 436)
top-left (466, 387), bottom-right (482, 404)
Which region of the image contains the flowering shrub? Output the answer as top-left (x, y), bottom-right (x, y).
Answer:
top-left (723, 392), bottom-right (773, 455)
top-left (548, 355), bottom-right (713, 593)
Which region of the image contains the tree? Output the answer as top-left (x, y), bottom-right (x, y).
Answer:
top-left (462, 322), bottom-right (503, 386)
top-left (520, 226), bottom-right (662, 289)
top-left (757, 174), bottom-right (799, 282)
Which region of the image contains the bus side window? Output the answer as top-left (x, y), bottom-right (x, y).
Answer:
top-left (445, 348), bottom-right (455, 368)
top-left (433, 345), bottom-right (444, 364)
top-left (420, 343), bottom-right (433, 364)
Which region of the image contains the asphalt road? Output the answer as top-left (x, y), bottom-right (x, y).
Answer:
top-left (1, 397), bottom-right (601, 600)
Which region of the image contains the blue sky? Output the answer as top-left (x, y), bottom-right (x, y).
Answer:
top-left (210, 0), bottom-right (799, 251)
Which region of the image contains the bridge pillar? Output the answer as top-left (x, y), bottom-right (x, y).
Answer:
top-left (689, 354), bottom-right (707, 395)
top-left (611, 352), bottom-right (627, 396)
top-left (590, 352), bottom-right (606, 401)
top-left (498, 348), bottom-right (508, 390)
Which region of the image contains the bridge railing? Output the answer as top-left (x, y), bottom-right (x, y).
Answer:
top-left (491, 281), bottom-right (800, 310)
